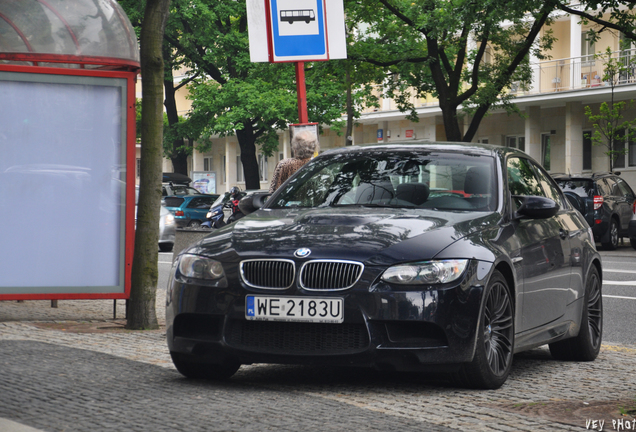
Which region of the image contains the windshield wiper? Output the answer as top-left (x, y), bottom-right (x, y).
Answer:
top-left (330, 203), bottom-right (416, 209)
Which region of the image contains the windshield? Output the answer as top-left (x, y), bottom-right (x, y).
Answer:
top-left (211, 192), bottom-right (231, 208)
top-left (555, 179), bottom-right (595, 198)
top-left (268, 151), bottom-right (497, 212)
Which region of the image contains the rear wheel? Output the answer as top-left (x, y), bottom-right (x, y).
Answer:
top-left (170, 352), bottom-right (240, 380)
top-left (455, 271), bottom-right (514, 389)
top-left (549, 266), bottom-right (602, 361)
top-left (601, 219), bottom-right (619, 250)
top-left (159, 243), bottom-right (173, 252)
top-left (187, 220), bottom-right (202, 228)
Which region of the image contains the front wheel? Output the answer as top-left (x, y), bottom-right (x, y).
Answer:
top-left (549, 266), bottom-right (602, 361)
top-left (170, 352), bottom-right (240, 380)
top-left (601, 219), bottom-right (619, 250)
top-left (187, 220), bottom-right (202, 228)
top-left (454, 271), bottom-right (514, 389)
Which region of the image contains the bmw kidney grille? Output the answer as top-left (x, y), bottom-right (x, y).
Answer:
top-left (240, 259), bottom-right (363, 291)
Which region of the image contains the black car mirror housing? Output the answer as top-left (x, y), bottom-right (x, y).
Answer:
top-left (514, 195), bottom-right (560, 220)
top-left (238, 192), bottom-right (272, 215)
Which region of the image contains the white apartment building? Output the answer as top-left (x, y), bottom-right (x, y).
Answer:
top-left (145, 11), bottom-right (636, 193)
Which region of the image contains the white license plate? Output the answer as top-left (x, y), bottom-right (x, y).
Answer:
top-left (245, 295), bottom-right (344, 323)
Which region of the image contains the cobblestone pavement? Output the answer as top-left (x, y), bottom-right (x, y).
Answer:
top-left (1, 289), bottom-right (635, 432)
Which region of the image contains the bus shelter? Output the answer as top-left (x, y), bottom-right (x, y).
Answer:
top-left (0, 0), bottom-right (139, 300)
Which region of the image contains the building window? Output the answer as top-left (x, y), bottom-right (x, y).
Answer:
top-left (629, 131), bottom-right (636, 167)
top-left (541, 134), bottom-right (551, 171)
top-left (203, 156), bottom-right (213, 172)
top-left (506, 136), bottom-right (525, 152)
top-left (136, 158), bottom-right (140, 178)
top-left (613, 130), bottom-right (626, 169)
top-left (221, 155), bottom-right (226, 184)
top-left (478, 138), bottom-right (489, 144)
top-left (258, 154), bottom-right (268, 181)
top-left (581, 32), bottom-right (596, 65)
top-left (583, 131), bottom-right (592, 171)
top-left (236, 155), bottom-right (244, 182)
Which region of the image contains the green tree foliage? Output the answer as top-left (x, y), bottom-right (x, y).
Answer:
top-left (345, 0), bottom-right (559, 142)
top-left (155, 0), bottom-right (356, 189)
top-left (584, 47), bottom-right (636, 171)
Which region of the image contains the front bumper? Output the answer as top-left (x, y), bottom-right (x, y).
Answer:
top-left (166, 260), bottom-right (490, 372)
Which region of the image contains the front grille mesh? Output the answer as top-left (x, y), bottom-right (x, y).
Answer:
top-left (227, 320), bottom-right (369, 354)
top-left (241, 260), bottom-right (294, 289)
top-left (300, 261), bottom-right (363, 290)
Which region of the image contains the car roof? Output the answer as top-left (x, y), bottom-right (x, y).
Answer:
top-left (318, 141), bottom-right (523, 160)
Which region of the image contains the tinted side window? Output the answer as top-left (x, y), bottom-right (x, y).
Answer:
top-left (603, 177), bottom-right (620, 196)
top-left (596, 178), bottom-right (611, 196)
top-left (164, 197), bottom-right (185, 207)
top-left (507, 157), bottom-right (546, 210)
top-left (532, 162), bottom-right (566, 209)
top-left (507, 157), bottom-right (545, 197)
top-left (188, 197), bottom-right (212, 209)
top-left (615, 178), bottom-right (634, 198)
top-left (557, 179), bottom-right (595, 198)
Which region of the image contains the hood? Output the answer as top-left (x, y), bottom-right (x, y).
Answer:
top-left (189, 207), bottom-right (499, 265)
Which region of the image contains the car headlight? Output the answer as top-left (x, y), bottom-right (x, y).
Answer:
top-left (165, 213), bottom-right (175, 225)
top-left (381, 259), bottom-right (469, 285)
top-left (178, 254), bottom-right (225, 280)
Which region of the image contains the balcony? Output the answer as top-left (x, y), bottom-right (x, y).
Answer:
top-left (362, 49), bottom-right (636, 117)
top-left (518, 48), bottom-right (636, 95)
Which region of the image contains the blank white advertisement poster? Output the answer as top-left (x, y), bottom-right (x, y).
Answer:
top-left (0, 71), bottom-right (127, 294)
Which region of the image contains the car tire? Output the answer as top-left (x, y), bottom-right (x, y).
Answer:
top-left (454, 270), bottom-right (514, 389)
top-left (170, 352), bottom-right (240, 380)
top-left (549, 266), bottom-right (602, 361)
top-left (187, 220), bottom-right (202, 228)
top-left (601, 218), bottom-right (619, 250)
top-left (159, 243), bottom-right (173, 252)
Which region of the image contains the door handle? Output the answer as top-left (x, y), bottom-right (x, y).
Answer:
top-left (559, 229), bottom-right (568, 240)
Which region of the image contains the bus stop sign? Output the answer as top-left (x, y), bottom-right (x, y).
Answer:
top-left (247, 0), bottom-right (346, 63)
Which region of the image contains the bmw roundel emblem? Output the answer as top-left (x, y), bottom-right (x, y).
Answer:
top-left (294, 248), bottom-right (311, 258)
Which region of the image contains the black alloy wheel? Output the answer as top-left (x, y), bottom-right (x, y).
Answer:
top-left (602, 219), bottom-right (619, 250)
top-left (455, 271), bottom-right (514, 389)
top-left (549, 266), bottom-right (602, 361)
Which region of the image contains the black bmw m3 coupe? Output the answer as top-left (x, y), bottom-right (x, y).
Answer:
top-left (166, 142), bottom-right (602, 389)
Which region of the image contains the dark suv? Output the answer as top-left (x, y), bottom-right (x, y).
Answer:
top-left (553, 172), bottom-right (636, 250)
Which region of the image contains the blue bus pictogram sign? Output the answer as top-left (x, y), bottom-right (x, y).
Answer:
top-left (280, 9), bottom-right (316, 24)
top-left (268, 0), bottom-right (327, 61)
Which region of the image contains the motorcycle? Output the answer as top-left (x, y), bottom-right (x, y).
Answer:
top-left (201, 190), bottom-right (245, 229)
top-left (201, 189), bottom-right (271, 229)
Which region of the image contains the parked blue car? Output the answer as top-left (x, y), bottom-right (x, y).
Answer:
top-left (164, 194), bottom-right (219, 228)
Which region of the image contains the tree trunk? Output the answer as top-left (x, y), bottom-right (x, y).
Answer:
top-left (163, 43), bottom-right (190, 176)
top-left (345, 69), bottom-right (354, 146)
top-left (127, 0), bottom-right (171, 330)
top-left (236, 125), bottom-right (261, 190)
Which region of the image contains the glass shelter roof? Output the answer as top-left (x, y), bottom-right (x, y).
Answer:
top-left (0, 0), bottom-right (139, 69)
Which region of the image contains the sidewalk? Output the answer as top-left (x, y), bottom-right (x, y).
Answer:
top-left (1, 257), bottom-right (635, 432)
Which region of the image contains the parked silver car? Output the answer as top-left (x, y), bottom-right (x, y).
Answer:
top-left (136, 186), bottom-right (176, 252)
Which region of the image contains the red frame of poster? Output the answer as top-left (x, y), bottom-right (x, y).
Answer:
top-left (0, 62), bottom-right (138, 301)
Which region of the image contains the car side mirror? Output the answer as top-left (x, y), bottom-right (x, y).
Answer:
top-left (238, 192), bottom-right (272, 215)
top-left (513, 195), bottom-right (560, 219)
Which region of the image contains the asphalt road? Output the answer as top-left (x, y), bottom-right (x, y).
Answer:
top-left (596, 244), bottom-right (636, 345)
